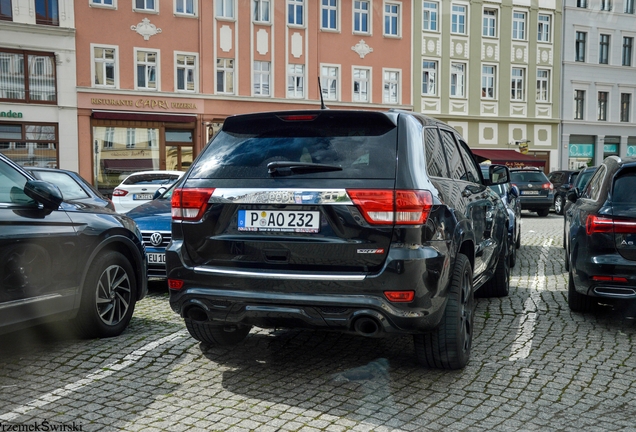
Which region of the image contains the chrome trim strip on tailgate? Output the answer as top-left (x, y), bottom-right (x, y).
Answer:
top-left (193, 266), bottom-right (366, 281)
top-left (211, 188), bottom-right (352, 205)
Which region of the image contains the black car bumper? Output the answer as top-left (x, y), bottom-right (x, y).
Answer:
top-left (572, 253), bottom-right (636, 299)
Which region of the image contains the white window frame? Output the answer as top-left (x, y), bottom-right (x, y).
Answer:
top-left (422, 1), bottom-right (439, 33)
top-left (482, 8), bottom-right (496, 38)
top-left (422, 59), bottom-right (437, 96)
top-left (450, 62), bottom-right (465, 98)
top-left (133, 0), bottom-right (157, 12)
top-left (216, 58), bottom-right (235, 94)
top-left (384, 2), bottom-right (401, 37)
top-left (353, 1), bottom-right (371, 34)
top-left (383, 69), bottom-right (400, 104)
top-left (216, 0), bottom-right (234, 19)
top-left (175, 0), bottom-right (196, 16)
top-left (352, 67), bottom-right (371, 102)
top-left (451, 4), bottom-right (467, 35)
top-left (512, 11), bottom-right (526, 40)
top-left (288, 0), bottom-right (304, 26)
top-left (91, 0), bottom-right (116, 9)
top-left (511, 67), bottom-right (525, 101)
top-left (126, 128), bottom-right (136, 149)
top-left (321, 0), bottom-right (338, 31)
top-left (287, 64), bottom-right (305, 98)
top-left (134, 48), bottom-right (159, 91)
top-left (253, 61), bottom-right (270, 97)
top-left (253, 0), bottom-right (270, 23)
top-left (538, 14), bottom-right (551, 42)
top-left (536, 68), bottom-right (550, 103)
top-left (91, 44), bottom-right (118, 89)
top-left (481, 64), bottom-right (496, 99)
top-left (175, 52), bottom-right (198, 93)
top-left (321, 64), bottom-right (340, 101)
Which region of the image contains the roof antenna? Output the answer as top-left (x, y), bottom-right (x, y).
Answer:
top-left (318, 76), bottom-right (329, 110)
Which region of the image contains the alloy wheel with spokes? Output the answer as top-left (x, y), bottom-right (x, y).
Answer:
top-left (95, 264), bottom-right (133, 326)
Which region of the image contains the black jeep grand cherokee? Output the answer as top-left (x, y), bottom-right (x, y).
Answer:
top-left (167, 110), bottom-right (511, 369)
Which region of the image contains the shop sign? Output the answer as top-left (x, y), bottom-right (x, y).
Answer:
top-left (569, 144), bottom-right (594, 158)
top-left (628, 146), bottom-right (636, 157)
top-left (604, 144), bottom-right (618, 154)
top-left (91, 98), bottom-right (197, 111)
top-left (0, 110), bottom-right (23, 118)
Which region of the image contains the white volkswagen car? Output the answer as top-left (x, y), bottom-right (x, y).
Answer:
top-left (112, 170), bottom-right (184, 213)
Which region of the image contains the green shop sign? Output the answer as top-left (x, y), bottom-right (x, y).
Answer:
top-left (0, 110), bottom-right (23, 118)
top-left (604, 144), bottom-right (618, 154)
top-left (628, 146), bottom-right (636, 157)
top-left (569, 144), bottom-right (594, 158)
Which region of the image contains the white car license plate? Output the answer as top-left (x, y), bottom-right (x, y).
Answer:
top-left (522, 190), bottom-right (540, 195)
top-left (147, 253), bottom-right (165, 264)
top-left (238, 210), bottom-right (320, 233)
top-left (134, 193), bottom-right (154, 200)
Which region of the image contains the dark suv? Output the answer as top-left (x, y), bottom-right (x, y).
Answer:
top-left (167, 110), bottom-right (511, 369)
top-left (564, 156), bottom-right (636, 314)
top-left (547, 170), bottom-right (578, 215)
top-left (510, 167), bottom-right (554, 217)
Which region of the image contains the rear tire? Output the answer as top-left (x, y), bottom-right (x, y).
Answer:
top-left (414, 254), bottom-right (474, 370)
top-left (568, 268), bottom-right (595, 313)
top-left (537, 208), bottom-right (550, 217)
top-left (477, 238), bottom-right (510, 298)
top-left (185, 319), bottom-right (252, 346)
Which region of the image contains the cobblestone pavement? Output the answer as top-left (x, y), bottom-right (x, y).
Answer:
top-left (1, 213), bottom-right (636, 432)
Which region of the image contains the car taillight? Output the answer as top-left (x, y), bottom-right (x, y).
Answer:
top-left (384, 291), bottom-right (415, 302)
top-left (171, 187), bottom-right (215, 221)
top-left (168, 279), bottom-right (184, 290)
top-left (112, 189), bottom-right (128, 197)
top-left (592, 276), bottom-right (628, 283)
top-left (586, 215), bottom-right (636, 235)
top-left (542, 183), bottom-right (554, 190)
top-left (347, 189), bottom-right (433, 225)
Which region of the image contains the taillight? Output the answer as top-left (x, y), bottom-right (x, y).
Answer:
top-left (592, 276), bottom-right (628, 283)
top-left (542, 183), bottom-right (554, 190)
top-left (384, 291), bottom-right (415, 302)
top-left (171, 187), bottom-right (215, 221)
top-left (277, 114), bottom-right (318, 121)
top-left (168, 279), bottom-right (184, 290)
top-left (347, 189), bottom-right (433, 225)
top-left (112, 189), bottom-right (128, 197)
top-left (586, 215), bottom-right (636, 235)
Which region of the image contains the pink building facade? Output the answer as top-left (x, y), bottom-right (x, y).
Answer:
top-left (75, 0), bottom-right (413, 194)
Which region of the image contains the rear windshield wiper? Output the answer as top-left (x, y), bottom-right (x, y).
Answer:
top-left (267, 161), bottom-right (343, 176)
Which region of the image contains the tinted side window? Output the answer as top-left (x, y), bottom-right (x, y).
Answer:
top-left (456, 139), bottom-right (481, 183)
top-left (583, 165), bottom-right (606, 201)
top-left (612, 169), bottom-right (636, 203)
top-left (439, 130), bottom-right (467, 181)
top-left (0, 160), bottom-right (30, 205)
top-left (424, 128), bottom-right (448, 178)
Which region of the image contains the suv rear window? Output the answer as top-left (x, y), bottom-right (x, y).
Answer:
top-left (189, 111), bottom-right (398, 180)
top-left (613, 170), bottom-right (636, 203)
top-left (510, 171), bottom-right (548, 183)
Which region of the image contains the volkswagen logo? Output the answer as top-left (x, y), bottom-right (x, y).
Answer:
top-left (150, 232), bottom-right (163, 247)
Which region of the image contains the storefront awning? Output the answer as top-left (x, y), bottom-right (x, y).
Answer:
top-left (102, 159), bottom-right (154, 172)
top-left (471, 149), bottom-right (546, 169)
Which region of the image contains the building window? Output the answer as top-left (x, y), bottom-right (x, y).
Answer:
top-left (601, 0), bottom-right (611, 10)
top-left (451, 4), bottom-right (466, 34)
top-left (482, 9), bottom-right (496, 37)
top-left (577, 0), bottom-right (587, 6)
top-left (422, 60), bottom-right (437, 96)
top-left (511, 67), bottom-right (525, 101)
top-left (621, 93), bottom-right (631, 122)
top-left (353, 68), bottom-right (370, 102)
top-left (321, 65), bottom-right (339, 101)
top-left (253, 61), bottom-right (270, 96)
top-left (103, 127), bottom-right (114, 148)
top-left (253, 0), bottom-right (270, 22)
top-left (423, 2), bottom-right (438, 32)
top-left (216, 0), bottom-right (234, 18)
top-left (353, 1), bottom-right (369, 33)
top-left (512, 11), bottom-right (526, 40)
top-left (0, 124), bottom-right (58, 168)
top-left (0, 51), bottom-right (57, 103)
top-left (92, 0), bottom-right (114, 6)
top-left (623, 37), bottom-right (633, 66)
top-left (136, 51), bottom-right (157, 90)
top-left (384, 3), bottom-right (400, 36)
top-left (288, 0), bottom-right (303, 26)
top-left (626, 0), bottom-right (635, 13)
top-left (287, 64), bottom-right (304, 98)
top-left (576, 32), bottom-right (586, 62)
top-left (482, 65), bottom-right (496, 99)
top-left (93, 46), bottom-right (116, 88)
top-left (598, 92), bottom-right (608, 120)
top-left (126, 128), bottom-right (136, 149)
top-left (450, 63), bottom-right (465, 97)
top-left (575, 90), bottom-right (585, 120)
top-left (216, 58), bottom-right (234, 94)
top-left (135, 0), bottom-right (155, 11)
top-left (176, 0), bottom-right (194, 15)
top-left (321, 0), bottom-right (337, 30)
top-left (538, 14), bottom-right (550, 42)
top-left (35, 0), bottom-right (59, 26)
top-left (599, 34), bottom-right (610, 64)
top-left (383, 70), bottom-right (399, 104)
top-left (176, 54), bottom-right (196, 92)
top-left (0, 0), bottom-right (11, 20)
top-left (536, 69), bottom-right (550, 102)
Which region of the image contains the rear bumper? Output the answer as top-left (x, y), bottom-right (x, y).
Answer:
top-left (571, 253), bottom-right (636, 300)
top-left (519, 195), bottom-right (553, 210)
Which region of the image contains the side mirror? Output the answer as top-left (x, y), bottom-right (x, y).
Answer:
top-left (24, 180), bottom-right (63, 210)
top-left (510, 185), bottom-right (520, 198)
top-left (153, 187), bottom-right (167, 199)
top-left (487, 165), bottom-right (510, 185)
top-left (567, 188), bottom-right (579, 204)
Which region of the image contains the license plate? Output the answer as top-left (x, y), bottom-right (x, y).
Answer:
top-left (522, 190), bottom-right (540, 195)
top-left (238, 210), bottom-right (320, 233)
top-left (147, 253), bottom-right (165, 264)
top-left (134, 194), bottom-right (154, 200)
